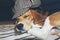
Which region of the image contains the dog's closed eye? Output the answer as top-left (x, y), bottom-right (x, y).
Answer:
top-left (24, 15), bottom-right (29, 18)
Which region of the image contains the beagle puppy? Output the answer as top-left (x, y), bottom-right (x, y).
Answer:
top-left (15, 9), bottom-right (60, 40)
top-left (15, 9), bottom-right (48, 34)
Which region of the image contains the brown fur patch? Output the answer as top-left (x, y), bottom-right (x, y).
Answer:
top-left (49, 12), bottom-right (60, 26)
top-left (30, 9), bottom-right (48, 26)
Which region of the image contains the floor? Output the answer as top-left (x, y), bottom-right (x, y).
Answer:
top-left (0, 22), bottom-right (60, 40)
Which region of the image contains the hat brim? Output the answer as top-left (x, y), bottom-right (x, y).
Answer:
top-left (12, 8), bottom-right (29, 19)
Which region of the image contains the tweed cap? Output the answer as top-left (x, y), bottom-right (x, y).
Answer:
top-left (12, 0), bottom-right (41, 19)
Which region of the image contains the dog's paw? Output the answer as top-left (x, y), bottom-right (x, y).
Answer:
top-left (28, 28), bottom-right (41, 34)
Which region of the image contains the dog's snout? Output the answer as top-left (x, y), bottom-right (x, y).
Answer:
top-left (16, 23), bottom-right (24, 31)
top-left (16, 23), bottom-right (27, 33)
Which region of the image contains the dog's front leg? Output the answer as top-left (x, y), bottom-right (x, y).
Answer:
top-left (28, 28), bottom-right (50, 40)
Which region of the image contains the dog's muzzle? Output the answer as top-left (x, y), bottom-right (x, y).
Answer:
top-left (15, 23), bottom-right (27, 34)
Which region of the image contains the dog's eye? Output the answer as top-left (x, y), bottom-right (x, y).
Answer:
top-left (24, 15), bottom-right (29, 18)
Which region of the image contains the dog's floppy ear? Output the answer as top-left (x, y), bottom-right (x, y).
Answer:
top-left (30, 10), bottom-right (48, 25)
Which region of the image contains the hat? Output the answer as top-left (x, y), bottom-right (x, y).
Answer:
top-left (12, 0), bottom-right (41, 19)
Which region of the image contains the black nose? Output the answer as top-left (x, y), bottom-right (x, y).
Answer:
top-left (16, 23), bottom-right (24, 31)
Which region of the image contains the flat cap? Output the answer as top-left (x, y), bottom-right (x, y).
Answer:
top-left (12, 0), bottom-right (41, 19)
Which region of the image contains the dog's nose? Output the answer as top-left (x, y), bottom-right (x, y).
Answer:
top-left (16, 23), bottom-right (27, 33)
top-left (16, 23), bottom-right (24, 31)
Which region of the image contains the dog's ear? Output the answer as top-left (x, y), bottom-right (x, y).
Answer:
top-left (30, 10), bottom-right (48, 25)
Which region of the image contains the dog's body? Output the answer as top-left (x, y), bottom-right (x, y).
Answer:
top-left (15, 9), bottom-right (60, 40)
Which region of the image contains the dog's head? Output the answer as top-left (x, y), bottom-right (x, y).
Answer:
top-left (15, 9), bottom-right (48, 34)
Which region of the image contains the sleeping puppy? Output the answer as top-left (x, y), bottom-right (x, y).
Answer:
top-left (28, 11), bottom-right (60, 40)
top-left (15, 9), bottom-right (48, 34)
top-left (15, 9), bottom-right (60, 40)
